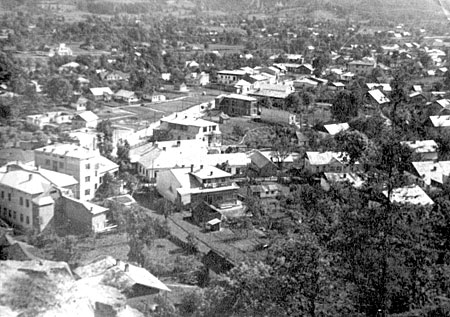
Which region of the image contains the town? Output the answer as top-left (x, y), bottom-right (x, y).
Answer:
top-left (2, 0), bottom-right (450, 316)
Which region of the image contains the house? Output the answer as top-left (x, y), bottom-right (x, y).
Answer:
top-left (26, 111), bottom-right (73, 129)
top-left (234, 79), bottom-right (254, 94)
top-left (429, 115), bottom-right (450, 129)
top-left (99, 70), bottom-right (129, 82)
top-left (348, 59), bottom-right (376, 76)
top-left (323, 122), bottom-right (350, 136)
top-left (72, 111), bottom-right (99, 130)
top-left (156, 166), bottom-right (242, 217)
top-left (247, 183), bottom-right (282, 199)
top-left (217, 70), bottom-right (247, 85)
top-left (367, 89), bottom-right (390, 105)
top-left (59, 62), bottom-right (80, 72)
top-left (248, 84), bottom-right (294, 108)
top-left (50, 43), bottom-right (72, 56)
top-left (173, 82), bottom-right (189, 92)
top-left (248, 150), bottom-right (294, 177)
top-left (293, 131), bottom-right (309, 146)
top-left (260, 108), bottom-right (297, 126)
top-left (70, 96), bottom-right (88, 111)
top-left (328, 82), bottom-right (346, 91)
top-left (74, 256), bottom-right (170, 297)
top-left (304, 151), bottom-right (354, 173)
top-left (401, 140), bottom-right (438, 161)
top-left (383, 184), bottom-right (434, 206)
top-left (297, 63), bottom-right (315, 74)
top-left (34, 143), bottom-right (118, 201)
top-left (321, 172), bottom-right (364, 191)
top-left (161, 73), bottom-right (171, 81)
top-left (293, 78), bottom-right (318, 89)
top-left (411, 161), bottom-right (450, 189)
top-left (89, 87), bottom-right (114, 101)
top-left (150, 94), bottom-right (166, 103)
top-left (114, 90), bottom-right (139, 103)
top-left (366, 83), bottom-right (392, 92)
top-left (58, 195), bottom-right (109, 233)
top-left (136, 140), bottom-right (209, 181)
top-left (0, 163), bottom-right (77, 233)
top-left (156, 114), bottom-right (221, 147)
top-left (185, 72), bottom-right (210, 86)
top-left (216, 94), bottom-right (259, 117)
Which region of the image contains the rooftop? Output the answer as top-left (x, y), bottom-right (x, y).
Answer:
top-left (191, 165), bottom-right (231, 180)
top-left (401, 140), bottom-right (438, 153)
top-left (35, 143), bottom-right (96, 160)
top-left (383, 185), bottom-right (434, 206)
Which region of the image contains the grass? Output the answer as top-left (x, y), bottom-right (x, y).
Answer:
top-left (219, 117), bottom-right (273, 145)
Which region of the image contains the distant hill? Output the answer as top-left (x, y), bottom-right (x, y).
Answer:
top-left (193, 0), bottom-right (445, 22)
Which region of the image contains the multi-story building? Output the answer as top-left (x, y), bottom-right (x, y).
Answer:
top-left (0, 163), bottom-right (77, 233)
top-left (216, 94), bottom-right (259, 117)
top-left (34, 144), bottom-right (118, 201)
top-left (155, 114), bottom-right (221, 147)
top-left (348, 60), bottom-right (376, 76)
top-left (156, 166), bottom-right (243, 223)
top-left (216, 70), bottom-right (247, 85)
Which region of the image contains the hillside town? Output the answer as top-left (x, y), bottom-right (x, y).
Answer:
top-left (3, 0), bottom-right (450, 316)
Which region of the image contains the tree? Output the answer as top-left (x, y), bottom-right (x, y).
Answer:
top-left (334, 130), bottom-right (371, 165)
top-left (331, 90), bottom-right (359, 122)
top-left (97, 120), bottom-right (113, 159)
top-left (116, 139), bottom-right (131, 171)
top-left (44, 77), bottom-right (73, 103)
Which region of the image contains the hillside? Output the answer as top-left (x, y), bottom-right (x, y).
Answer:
top-left (194, 0), bottom-right (445, 23)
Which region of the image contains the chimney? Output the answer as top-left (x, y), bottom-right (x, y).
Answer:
top-left (177, 140), bottom-right (181, 147)
top-left (210, 171), bottom-right (213, 176)
top-left (115, 259), bottom-right (120, 266)
top-left (432, 166), bottom-right (437, 171)
top-left (29, 174), bottom-right (33, 181)
top-left (36, 165), bottom-right (40, 171)
top-left (124, 264), bottom-right (129, 272)
top-left (190, 164), bottom-right (194, 172)
top-left (200, 165), bottom-right (203, 169)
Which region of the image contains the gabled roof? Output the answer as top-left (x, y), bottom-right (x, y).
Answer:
top-left (434, 99), bottom-right (450, 108)
top-left (75, 111), bottom-right (98, 122)
top-left (366, 83), bottom-right (392, 92)
top-left (115, 89), bottom-right (135, 98)
top-left (89, 87), bottom-right (113, 96)
top-left (412, 161), bottom-right (450, 185)
top-left (323, 123), bottom-right (350, 135)
top-left (0, 170), bottom-right (52, 195)
top-left (429, 115), bottom-right (450, 127)
top-left (224, 94), bottom-right (257, 102)
top-left (383, 185), bottom-right (434, 206)
top-left (401, 140), bottom-right (437, 153)
top-left (367, 89), bottom-right (390, 104)
top-left (306, 151), bottom-right (350, 165)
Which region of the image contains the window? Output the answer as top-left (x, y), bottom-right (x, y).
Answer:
top-left (45, 159), bottom-right (50, 166)
top-left (212, 126), bottom-right (216, 131)
top-left (59, 162), bottom-right (64, 168)
top-left (20, 214), bottom-right (23, 222)
top-left (85, 163), bottom-right (91, 169)
top-left (13, 211), bottom-right (16, 220)
top-left (85, 176), bottom-right (90, 182)
top-left (26, 216), bottom-right (29, 224)
top-left (26, 199), bottom-right (29, 208)
top-left (1, 191), bottom-right (3, 199)
top-left (7, 193), bottom-right (11, 201)
top-left (95, 183), bottom-right (98, 189)
top-left (85, 189), bottom-right (90, 196)
top-left (3, 208), bottom-right (6, 217)
top-left (8, 210), bottom-right (11, 218)
top-left (20, 197), bottom-right (23, 206)
top-left (203, 127), bottom-right (207, 132)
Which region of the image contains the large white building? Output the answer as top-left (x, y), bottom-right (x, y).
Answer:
top-left (0, 163), bottom-right (77, 233)
top-left (34, 144), bottom-right (118, 201)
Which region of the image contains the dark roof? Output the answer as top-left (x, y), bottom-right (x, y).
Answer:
top-left (202, 250), bottom-right (235, 274)
top-left (0, 148), bottom-right (34, 165)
